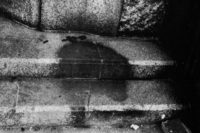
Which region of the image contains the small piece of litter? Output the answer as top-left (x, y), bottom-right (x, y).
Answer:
top-left (43, 40), bottom-right (48, 43)
top-left (62, 39), bottom-right (68, 42)
top-left (161, 114), bottom-right (166, 119)
top-left (78, 35), bottom-right (87, 40)
top-left (130, 124), bottom-right (140, 130)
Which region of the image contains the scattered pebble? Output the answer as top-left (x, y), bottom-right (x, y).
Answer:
top-left (21, 127), bottom-right (25, 132)
top-left (62, 39), bottom-right (68, 42)
top-left (43, 40), bottom-right (48, 44)
top-left (62, 35), bottom-right (87, 42)
top-left (130, 124), bottom-right (140, 130)
top-left (161, 114), bottom-right (166, 119)
top-left (66, 36), bottom-right (77, 42)
top-left (78, 35), bottom-right (87, 40)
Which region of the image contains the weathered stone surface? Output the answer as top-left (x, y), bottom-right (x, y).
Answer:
top-left (0, 124), bottom-right (167, 133)
top-left (0, 0), bottom-right (166, 36)
top-left (0, 0), bottom-right (40, 28)
top-left (0, 79), bottom-right (185, 127)
top-left (0, 121), bottom-right (191, 133)
top-left (0, 17), bottom-right (175, 79)
top-left (41, 0), bottom-right (122, 35)
top-left (162, 119), bottom-right (192, 133)
top-left (41, 0), bottom-right (86, 32)
top-left (83, 0), bottom-right (122, 35)
top-left (119, 0), bottom-right (167, 36)
top-left (0, 125), bottom-right (163, 133)
top-left (0, 81), bottom-right (18, 107)
top-left (0, 128), bottom-right (134, 133)
top-left (0, 0), bottom-right (122, 35)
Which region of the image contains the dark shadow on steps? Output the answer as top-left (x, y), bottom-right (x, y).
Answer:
top-left (57, 39), bottom-right (132, 79)
top-left (57, 40), bottom-right (130, 127)
top-left (59, 79), bottom-right (128, 128)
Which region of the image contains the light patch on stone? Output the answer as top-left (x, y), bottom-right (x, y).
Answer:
top-left (0, 58), bottom-right (175, 77)
top-left (130, 124), bottom-right (140, 130)
top-left (88, 104), bottom-right (183, 111)
top-left (15, 105), bottom-right (71, 113)
top-left (0, 104), bottom-right (183, 114)
top-left (128, 60), bottom-right (175, 66)
top-left (161, 114), bottom-right (166, 119)
top-left (1, 58), bottom-right (175, 67)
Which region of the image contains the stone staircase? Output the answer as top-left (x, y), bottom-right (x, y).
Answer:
top-left (0, 0), bottom-right (191, 132)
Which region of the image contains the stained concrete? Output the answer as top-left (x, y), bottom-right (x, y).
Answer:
top-left (0, 79), bottom-right (185, 127)
top-left (0, 16), bottom-right (175, 79)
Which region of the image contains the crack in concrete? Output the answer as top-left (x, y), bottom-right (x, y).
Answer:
top-left (14, 82), bottom-right (20, 108)
top-left (87, 84), bottom-right (91, 112)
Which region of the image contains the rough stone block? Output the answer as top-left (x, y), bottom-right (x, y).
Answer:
top-left (119, 0), bottom-right (167, 36)
top-left (0, 0), bottom-right (40, 27)
top-left (0, 0), bottom-right (166, 36)
top-left (83, 0), bottom-right (122, 35)
top-left (40, 0), bottom-right (86, 32)
top-left (41, 0), bottom-right (122, 35)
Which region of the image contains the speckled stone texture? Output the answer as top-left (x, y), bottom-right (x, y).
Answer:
top-left (0, 17), bottom-right (175, 79)
top-left (0, 0), bottom-right (166, 36)
top-left (41, 0), bottom-right (122, 35)
top-left (0, 79), bottom-right (185, 127)
top-left (0, 0), bottom-right (40, 28)
top-left (119, 0), bottom-right (167, 36)
top-left (40, 0), bottom-right (86, 32)
top-left (0, 120), bottom-right (190, 133)
top-left (0, 125), bottom-right (165, 133)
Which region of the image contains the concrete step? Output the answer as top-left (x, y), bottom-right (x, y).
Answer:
top-left (0, 78), bottom-right (186, 127)
top-left (0, 120), bottom-right (191, 133)
top-left (0, 125), bottom-right (164, 133)
top-left (0, 16), bottom-right (175, 79)
top-left (0, 125), bottom-right (166, 133)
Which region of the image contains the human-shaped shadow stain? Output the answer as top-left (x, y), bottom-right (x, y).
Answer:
top-left (57, 37), bottom-right (132, 79)
top-left (59, 79), bottom-right (129, 127)
top-left (57, 37), bottom-right (131, 104)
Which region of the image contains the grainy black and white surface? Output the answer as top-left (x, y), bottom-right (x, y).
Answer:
top-left (0, 0), bottom-right (199, 132)
top-left (119, 0), bottom-right (167, 36)
top-left (0, 0), bottom-right (167, 36)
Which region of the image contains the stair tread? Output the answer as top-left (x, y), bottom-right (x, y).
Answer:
top-left (0, 125), bottom-right (164, 133)
top-left (0, 16), bottom-right (175, 79)
top-left (0, 79), bottom-right (185, 127)
top-left (0, 120), bottom-right (191, 133)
